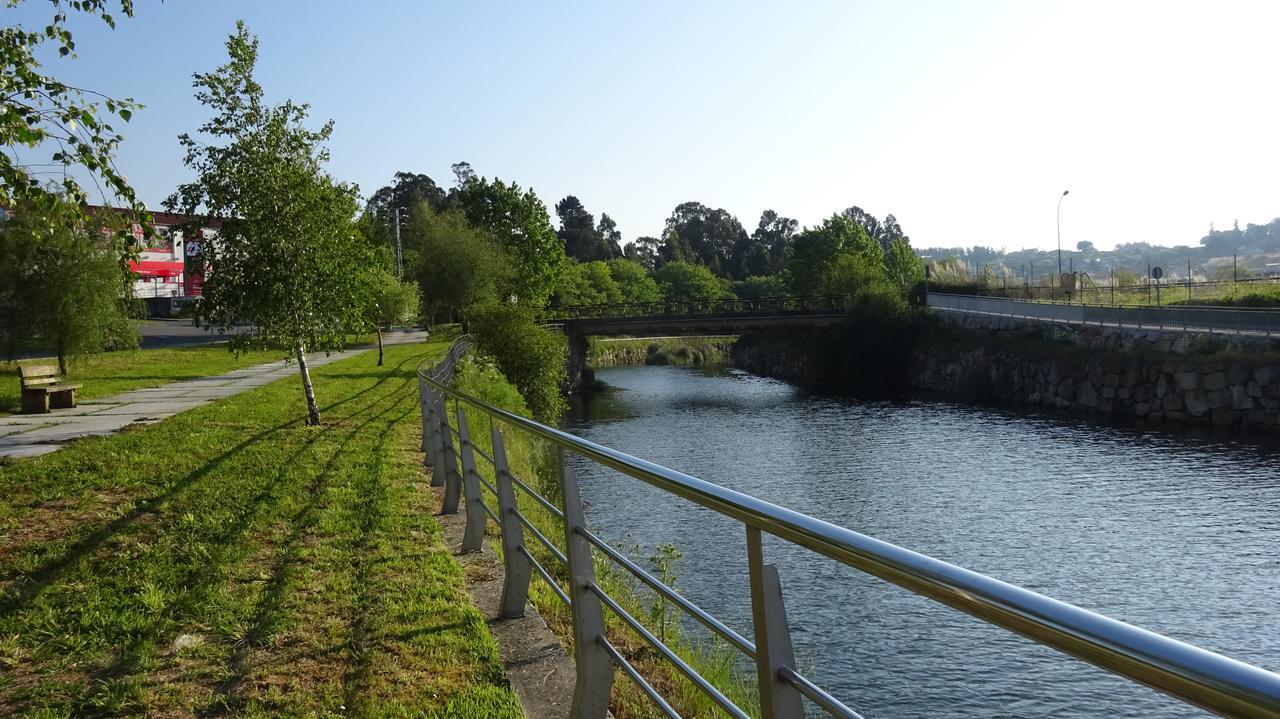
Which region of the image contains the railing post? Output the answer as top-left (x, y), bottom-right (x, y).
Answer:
top-left (492, 426), bottom-right (531, 618)
top-left (558, 447), bottom-right (613, 719)
top-left (429, 392), bottom-right (446, 486)
top-left (455, 404), bottom-right (486, 553)
top-left (747, 525), bottom-right (803, 719)
top-left (439, 397), bottom-right (462, 514)
top-left (419, 377), bottom-right (432, 466)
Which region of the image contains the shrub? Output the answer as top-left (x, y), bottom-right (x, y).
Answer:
top-left (453, 356), bottom-right (531, 417)
top-left (468, 302), bottom-right (567, 422)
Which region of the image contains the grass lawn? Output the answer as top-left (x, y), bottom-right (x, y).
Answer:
top-left (0, 340), bottom-right (523, 718)
top-left (0, 346), bottom-right (287, 415)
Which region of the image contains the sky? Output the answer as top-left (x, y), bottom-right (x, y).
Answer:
top-left (10, 0), bottom-right (1280, 253)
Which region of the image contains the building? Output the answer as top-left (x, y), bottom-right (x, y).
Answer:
top-left (88, 207), bottom-right (218, 301)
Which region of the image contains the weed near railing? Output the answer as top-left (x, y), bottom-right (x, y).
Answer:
top-left (448, 355), bottom-right (758, 718)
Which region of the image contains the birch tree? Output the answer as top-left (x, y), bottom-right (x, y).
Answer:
top-left (168, 22), bottom-right (370, 425)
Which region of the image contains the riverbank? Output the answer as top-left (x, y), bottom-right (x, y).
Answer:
top-left (732, 310), bottom-right (1280, 430)
top-left (587, 336), bottom-right (736, 368)
top-left (451, 355), bottom-right (755, 718)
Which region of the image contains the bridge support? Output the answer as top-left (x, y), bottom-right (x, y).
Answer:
top-left (563, 331), bottom-right (593, 394)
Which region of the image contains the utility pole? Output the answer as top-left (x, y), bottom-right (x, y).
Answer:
top-left (1057, 189), bottom-right (1070, 276)
top-left (393, 206), bottom-right (403, 279)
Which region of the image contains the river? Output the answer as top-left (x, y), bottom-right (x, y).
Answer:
top-left (564, 364), bottom-right (1280, 718)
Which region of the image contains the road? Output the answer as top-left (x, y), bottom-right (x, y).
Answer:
top-left (137, 318), bottom-right (241, 349)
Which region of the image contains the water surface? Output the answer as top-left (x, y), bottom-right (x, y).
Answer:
top-left (565, 365), bottom-right (1280, 718)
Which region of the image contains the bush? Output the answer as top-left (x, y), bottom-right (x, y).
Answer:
top-left (453, 356), bottom-right (530, 417)
top-left (468, 302), bottom-right (567, 422)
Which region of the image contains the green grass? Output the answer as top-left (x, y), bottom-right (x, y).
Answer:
top-left (0, 346), bottom-right (286, 415)
top-left (0, 340), bottom-right (522, 718)
top-left (0, 330), bottom-right (396, 416)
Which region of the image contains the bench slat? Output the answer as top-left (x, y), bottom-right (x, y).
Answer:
top-left (22, 377), bottom-right (59, 386)
top-left (18, 364), bottom-right (59, 378)
top-left (24, 383), bottom-right (82, 392)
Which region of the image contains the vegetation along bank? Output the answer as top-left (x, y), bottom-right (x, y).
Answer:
top-left (586, 336), bottom-right (736, 368)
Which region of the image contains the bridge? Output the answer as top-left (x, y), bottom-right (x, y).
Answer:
top-left (543, 295), bottom-right (856, 389)
top-left (418, 338), bottom-right (1280, 719)
top-left (543, 294), bottom-right (853, 337)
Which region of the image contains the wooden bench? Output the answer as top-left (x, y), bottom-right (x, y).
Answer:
top-left (18, 364), bottom-right (83, 414)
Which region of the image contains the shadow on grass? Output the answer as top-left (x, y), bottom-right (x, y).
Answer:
top-left (0, 350), bottom-right (429, 616)
top-left (199, 381), bottom-right (419, 717)
top-left (9, 369), bottom-right (426, 716)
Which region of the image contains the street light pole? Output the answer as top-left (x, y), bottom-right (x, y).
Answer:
top-left (393, 206), bottom-right (403, 279)
top-left (1057, 189), bottom-right (1070, 276)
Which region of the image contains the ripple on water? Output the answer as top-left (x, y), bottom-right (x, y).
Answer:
top-left (566, 365), bottom-right (1280, 719)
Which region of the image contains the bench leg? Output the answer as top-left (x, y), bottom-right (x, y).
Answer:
top-left (22, 390), bottom-right (50, 414)
top-left (50, 389), bottom-right (76, 410)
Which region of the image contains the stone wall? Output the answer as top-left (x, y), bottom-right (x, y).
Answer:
top-left (913, 313), bottom-right (1280, 429)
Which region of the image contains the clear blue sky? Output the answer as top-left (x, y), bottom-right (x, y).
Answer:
top-left (13, 0), bottom-right (1280, 252)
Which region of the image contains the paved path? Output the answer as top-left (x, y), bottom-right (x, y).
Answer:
top-left (0, 331), bottom-right (431, 459)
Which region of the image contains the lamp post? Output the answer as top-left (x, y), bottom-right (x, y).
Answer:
top-left (1057, 189), bottom-right (1070, 276)
top-left (393, 206), bottom-right (403, 278)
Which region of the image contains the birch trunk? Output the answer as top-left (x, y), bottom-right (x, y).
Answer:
top-left (295, 341), bottom-right (321, 426)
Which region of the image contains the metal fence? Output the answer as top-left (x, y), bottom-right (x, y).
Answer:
top-left (955, 274), bottom-right (1280, 306)
top-left (417, 337), bottom-right (1280, 719)
top-left (928, 292), bottom-right (1280, 335)
top-left (542, 295), bottom-right (851, 321)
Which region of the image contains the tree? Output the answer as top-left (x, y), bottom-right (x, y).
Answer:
top-left (786, 215), bottom-right (885, 296)
top-left (0, 195), bottom-right (138, 372)
top-left (606, 258), bottom-right (661, 304)
top-left (451, 161), bottom-right (477, 189)
top-left (555, 195), bottom-right (608, 261)
top-left (366, 270), bottom-right (420, 366)
top-left (168, 22), bottom-right (371, 426)
top-left (454, 177), bottom-right (566, 306)
top-left (410, 204), bottom-right (508, 324)
top-left (884, 238), bottom-right (924, 291)
top-left (842, 206), bottom-right (910, 256)
top-left (662, 202), bottom-right (748, 278)
top-left (654, 261), bottom-right (727, 305)
top-left (625, 236), bottom-right (661, 270)
top-left (2, 1), bottom-right (146, 218)
top-left (733, 275), bottom-right (788, 300)
top-left (553, 260), bottom-right (623, 306)
top-left (1076, 240), bottom-right (1096, 253)
top-left (598, 213), bottom-right (623, 258)
top-left (365, 172), bottom-right (447, 261)
top-left (751, 210), bottom-right (798, 276)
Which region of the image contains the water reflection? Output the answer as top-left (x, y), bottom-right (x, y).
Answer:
top-left (565, 364), bottom-right (1280, 719)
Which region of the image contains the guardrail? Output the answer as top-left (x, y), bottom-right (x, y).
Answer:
top-left (543, 294), bottom-right (851, 321)
top-left (929, 292), bottom-right (1280, 335)
top-left (417, 337), bottom-right (1280, 718)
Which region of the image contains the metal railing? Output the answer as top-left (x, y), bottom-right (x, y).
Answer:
top-left (542, 294), bottom-right (852, 321)
top-left (416, 337), bottom-right (1280, 719)
top-left (929, 292), bottom-right (1280, 335)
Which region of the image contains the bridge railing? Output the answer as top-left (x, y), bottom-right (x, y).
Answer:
top-left (542, 294), bottom-right (852, 321)
top-left (929, 291), bottom-right (1280, 335)
top-left (417, 337), bottom-right (1280, 719)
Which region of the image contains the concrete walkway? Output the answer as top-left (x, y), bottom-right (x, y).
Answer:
top-left (0, 331), bottom-right (431, 459)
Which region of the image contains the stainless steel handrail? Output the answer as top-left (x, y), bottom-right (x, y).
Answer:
top-left (417, 338), bottom-right (1280, 718)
